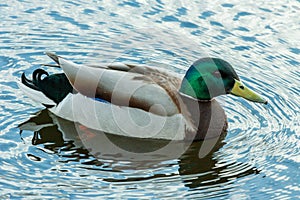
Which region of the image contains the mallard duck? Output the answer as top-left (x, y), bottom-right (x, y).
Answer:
top-left (19, 52), bottom-right (267, 141)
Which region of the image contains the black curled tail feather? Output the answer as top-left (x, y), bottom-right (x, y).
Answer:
top-left (32, 69), bottom-right (49, 86)
top-left (22, 69), bottom-right (73, 104)
top-left (21, 72), bottom-right (40, 91)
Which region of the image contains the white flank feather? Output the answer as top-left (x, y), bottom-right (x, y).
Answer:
top-left (18, 82), bottom-right (56, 106)
top-left (50, 93), bottom-right (187, 140)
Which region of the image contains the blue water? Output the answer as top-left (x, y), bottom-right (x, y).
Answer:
top-left (1, 0), bottom-right (299, 199)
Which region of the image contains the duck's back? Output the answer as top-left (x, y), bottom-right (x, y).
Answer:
top-left (59, 58), bottom-right (183, 116)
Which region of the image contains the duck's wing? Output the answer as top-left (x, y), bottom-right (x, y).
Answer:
top-left (47, 53), bottom-right (183, 117)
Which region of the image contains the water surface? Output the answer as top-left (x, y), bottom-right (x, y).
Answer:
top-left (0, 0), bottom-right (299, 199)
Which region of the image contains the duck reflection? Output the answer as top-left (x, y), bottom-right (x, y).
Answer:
top-left (18, 109), bottom-right (259, 189)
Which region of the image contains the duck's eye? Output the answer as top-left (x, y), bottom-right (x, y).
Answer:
top-left (212, 70), bottom-right (222, 78)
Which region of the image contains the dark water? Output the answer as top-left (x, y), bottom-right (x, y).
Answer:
top-left (1, 0), bottom-right (299, 199)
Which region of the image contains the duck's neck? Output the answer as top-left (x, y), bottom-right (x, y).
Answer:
top-left (178, 93), bottom-right (227, 141)
top-left (179, 92), bottom-right (211, 103)
top-left (179, 65), bottom-right (212, 100)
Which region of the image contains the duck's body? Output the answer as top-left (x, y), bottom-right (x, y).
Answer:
top-left (19, 53), bottom-right (266, 141)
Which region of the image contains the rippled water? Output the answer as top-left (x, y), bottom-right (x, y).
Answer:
top-left (1, 0), bottom-right (299, 199)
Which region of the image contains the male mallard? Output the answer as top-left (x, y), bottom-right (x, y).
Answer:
top-left (19, 52), bottom-right (267, 141)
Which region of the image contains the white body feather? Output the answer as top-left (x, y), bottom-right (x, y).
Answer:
top-left (49, 93), bottom-right (186, 140)
top-left (18, 81), bottom-right (55, 106)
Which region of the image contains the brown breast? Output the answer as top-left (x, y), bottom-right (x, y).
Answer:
top-left (179, 94), bottom-right (228, 141)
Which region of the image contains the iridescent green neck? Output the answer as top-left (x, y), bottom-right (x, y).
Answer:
top-left (179, 65), bottom-right (211, 100)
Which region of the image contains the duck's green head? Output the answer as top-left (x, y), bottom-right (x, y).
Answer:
top-left (179, 58), bottom-right (267, 104)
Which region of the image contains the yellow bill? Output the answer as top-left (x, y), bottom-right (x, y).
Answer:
top-left (230, 79), bottom-right (268, 104)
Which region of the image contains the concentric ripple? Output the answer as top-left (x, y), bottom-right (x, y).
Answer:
top-left (0, 0), bottom-right (299, 199)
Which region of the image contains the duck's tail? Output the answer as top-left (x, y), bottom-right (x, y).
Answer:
top-left (19, 68), bottom-right (73, 107)
top-left (42, 52), bottom-right (61, 68)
